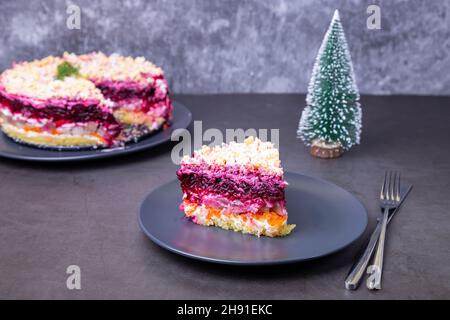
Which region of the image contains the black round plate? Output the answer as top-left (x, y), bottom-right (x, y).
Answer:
top-left (0, 101), bottom-right (191, 162)
top-left (139, 172), bottom-right (368, 265)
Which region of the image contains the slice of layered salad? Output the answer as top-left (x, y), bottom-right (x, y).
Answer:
top-left (0, 52), bottom-right (173, 149)
top-left (177, 136), bottom-right (296, 237)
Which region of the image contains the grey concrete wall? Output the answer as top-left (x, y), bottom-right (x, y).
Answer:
top-left (0, 0), bottom-right (449, 95)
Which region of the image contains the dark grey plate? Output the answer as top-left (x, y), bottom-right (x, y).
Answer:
top-left (139, 172), bottom-right (368, 265)
top-left (0, 101), bottom-right (191, 162)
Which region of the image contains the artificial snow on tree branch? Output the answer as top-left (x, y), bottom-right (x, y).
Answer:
top-left (298, 10), bottom-right (362, 157)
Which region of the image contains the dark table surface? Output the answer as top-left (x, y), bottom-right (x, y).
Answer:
top-left (0, 94), bottom-right (449, 299)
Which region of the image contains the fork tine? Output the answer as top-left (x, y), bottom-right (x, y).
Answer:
top-left (390, 171), bottom-right (396, 201)
top-left (388, 171), bottom-right (392, 201)
top-left (385, 171), bottom-right (391, 201)
top-left (380, 171), bottom-right (387, 200)
top-left (396, 172), bottom-right (401, 202)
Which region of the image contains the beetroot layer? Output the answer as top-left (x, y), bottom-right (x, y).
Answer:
top-left (95, 80), bottom-right (156, 102)
top-left (0, 91), bottom-right (117, 125)
top-left (177, 163), bottom-right (286, 203)
top-left (93, 76), bottom-right (173, 119)
top-left (94, 75), bottom-right (166, 101)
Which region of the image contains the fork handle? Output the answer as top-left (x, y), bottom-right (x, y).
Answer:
top-left (344, 219), bottom-right (383, 290)
top-left (366, 207), bottom-right (389, 290)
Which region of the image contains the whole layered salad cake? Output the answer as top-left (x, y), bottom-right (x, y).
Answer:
top-left (177, 137), bottom-right (296, 237)
top-left (0, 52), bottom-right (172, 149)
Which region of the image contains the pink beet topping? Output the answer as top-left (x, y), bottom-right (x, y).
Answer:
top-left (177, 163), bottom-right (287, 208)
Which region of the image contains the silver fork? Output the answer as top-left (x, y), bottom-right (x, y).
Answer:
top-left (366, 171), bottom-right (401, 290)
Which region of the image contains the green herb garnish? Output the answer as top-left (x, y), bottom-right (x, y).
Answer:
top-left (56, 61), bottom-right (80, 80)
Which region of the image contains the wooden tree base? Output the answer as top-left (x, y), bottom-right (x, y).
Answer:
top-left (310, 140), bottom-right (343, 159)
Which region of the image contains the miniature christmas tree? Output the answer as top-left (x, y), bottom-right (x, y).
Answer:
top-left (298, 10), bottom-right (362, 159)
